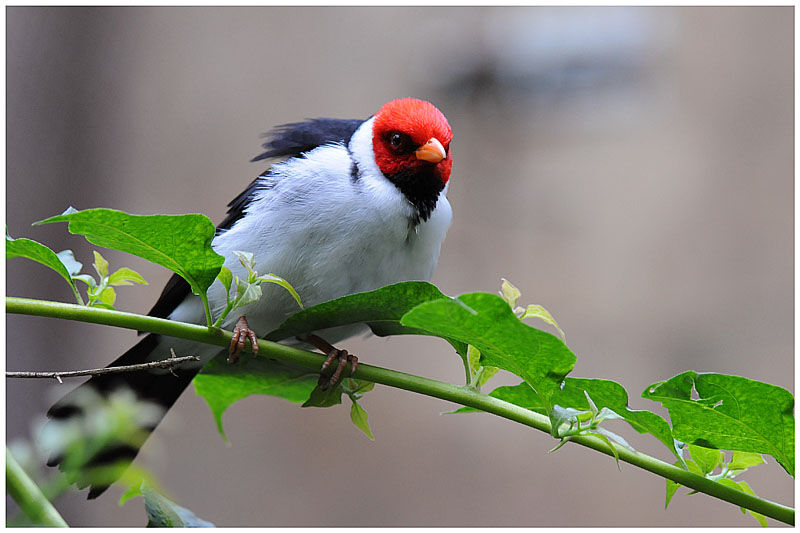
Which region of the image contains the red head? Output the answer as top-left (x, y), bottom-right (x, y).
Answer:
top-left (372, 98), bottom-right (453, 185)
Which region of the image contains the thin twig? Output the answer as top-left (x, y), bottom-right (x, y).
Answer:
top-left (6, 355), bottom-right (200, 382)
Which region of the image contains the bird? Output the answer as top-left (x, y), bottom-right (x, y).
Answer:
top-left (43, 97), bottom-right (454, 498)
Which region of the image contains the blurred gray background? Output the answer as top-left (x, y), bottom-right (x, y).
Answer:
top-left (6, 6), bottom-right (793, 527)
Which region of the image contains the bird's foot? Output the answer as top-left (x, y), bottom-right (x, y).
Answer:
top-left (228, 315), bottom-right (258, 364)
top-left (303, 334), bottom-right (359, 390)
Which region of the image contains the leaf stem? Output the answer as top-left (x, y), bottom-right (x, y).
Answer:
top-left (6, 447), bottom-right (68, 527)
top-left (212, 300), bottom-right (234, 328)
top-left (70, 283), bottom-right (85, 306)
top-left (200, 293), bottom-right (214, 328)
top-left (5, 296), bottom-right (794, 526)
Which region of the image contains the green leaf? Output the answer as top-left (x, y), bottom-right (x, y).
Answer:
top-left (6, 233), bottom-right (82, 303)
top-left (36, 208), bottom-right (225, 299)
top-left (107, 267), bottom-right (148, 286)
top-left (684, 458), bottom-right (704, 475)
top-left (401, 292), bottom-right (577, 410)
top-left (477, 366), bottom-right (500, 389)
top-left (717, 478), bottom-right (768, 527)
top-left (217, 266), bottom-right (233, 295)
top-left (119, 480), bottom-right (144, 506)
top-left (141, 483), bottom-right (215, 527)
top-left (452, 384), bottom-right (544, 414)
top-left (369, 321), bottom-right (471, 383)
top-left (592, 431), bottom-right (622, 470)
top-left (464, 345), bottom-right (497, 388)
top-left (234, 279), bottom-right (262, 308)
top-left (688, 444), bottom-right (723, 475)
top-left (665, 475), bottom-right (680, 509)
top-left (93, 250), bottom-right (109, 278)
top-left (643, 371), bottom-right (794, 476)
top-left (737, 481), bottom-right (768, 527)
top-left (302, 383), bottom-right (344, 408)
top-left (73, 273), bottom-right (97, 288)
top-left (344, 379), bottom-right (375, 396)
top-left (728, 451), bottom-right (765, 472)
top-left (233, 250), bottom-right (256, 276)
top-left (194, 355), bottom-right (318, 440)
top-left (498, 279), bottom-right (564, 338)
top-left (665, 459), bottom-right (704, 508)
top-left (499, 278), bottom-right (521, 307)
top-left (467, 344), bottom-right (481, 380)
top-left (558, 379), bottom-right (683, 463)
top-left (458, 382), bottom-right (548, 414)
top-left (460, 379), bottom-right (682, 463)
top-left (256, 273), bottom-right (303, 309)
top-left (117, 468), bottom-right (164, 506)
top-left (97, 287), bottom-right (117, 308)
top-left (266, 281), bottom-right (450, 342)
top-left (350, 400), bottom-right (375, 440)
top-left (265, 281), bottom-right (471, 381)
top-left (519, 304), bottom-right (565, 339)
top-left (549, 405), bottom-right (586, 436)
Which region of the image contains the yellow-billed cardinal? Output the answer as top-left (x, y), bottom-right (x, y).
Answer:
top-left (45, 98), bottom-right (454, 498)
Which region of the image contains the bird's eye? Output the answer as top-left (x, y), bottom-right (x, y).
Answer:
top-left (387, 132), bottom-right (412, 153)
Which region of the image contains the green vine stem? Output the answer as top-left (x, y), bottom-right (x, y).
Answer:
top-left (6, 296), bottom-right (794, 526)
top-left (6, 447), bottom-right (68, 527)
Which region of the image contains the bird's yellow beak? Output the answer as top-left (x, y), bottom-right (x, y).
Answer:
top-left (415, 137), bottom-right (447, 163)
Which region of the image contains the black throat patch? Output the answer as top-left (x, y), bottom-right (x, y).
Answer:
top-left (386, 166), bottom-right (444, 226)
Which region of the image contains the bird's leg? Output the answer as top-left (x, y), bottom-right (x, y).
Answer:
top-left (228, 315), bottom-right (259, 364)
top-left (302, 334), bottom-right (359, 390)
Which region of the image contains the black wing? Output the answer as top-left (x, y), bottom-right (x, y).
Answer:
top-left (146, 117), bottom-right (365, 321)
top-left (251, 118), bottom-right (364, 162)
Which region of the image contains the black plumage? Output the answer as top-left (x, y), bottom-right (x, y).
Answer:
top-left (386, 165), bottom-right (446, 226)
top-left (250, 118), bottom-right (364, 162)
top-left (46, 333), bottom-right (198, 498)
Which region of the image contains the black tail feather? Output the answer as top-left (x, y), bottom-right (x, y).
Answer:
top-left (45, 333), bottom-right (205, 499)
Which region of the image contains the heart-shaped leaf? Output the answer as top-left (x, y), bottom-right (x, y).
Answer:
top-left (643, 371), bottom-right (794, 476)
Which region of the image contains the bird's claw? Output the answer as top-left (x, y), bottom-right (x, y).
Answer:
top-left (302, 334), bottom-right (358, 390)
top-left (318, 348), bottom-right (359, 391)
top-left (228, 315), bottom-right (258, 364)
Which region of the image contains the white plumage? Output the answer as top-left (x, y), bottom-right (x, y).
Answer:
top-left (171, 116), bottom-right (452, 353)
